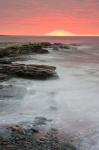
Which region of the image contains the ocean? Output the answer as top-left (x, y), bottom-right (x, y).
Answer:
top-left (0, 35), bottom-right (99, 45)
top-left (0, 36), bottom-right (99, 150)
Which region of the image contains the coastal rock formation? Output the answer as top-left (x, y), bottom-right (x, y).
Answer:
top-left (52, 43), bottom-right (71, 51)
top-left (0, 63), bottom-right (57, 80)
top-left (0, 124), bottom-right (76, 150)
top-left (0, 44), bottom-right (49, 58)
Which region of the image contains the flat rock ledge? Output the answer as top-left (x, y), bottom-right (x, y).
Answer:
top-left (0, 63), bottom-right (57, 80)
top-left (0, 124), bottom-right (76, 150)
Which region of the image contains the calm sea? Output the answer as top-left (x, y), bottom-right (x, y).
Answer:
top-left (0, 36), bottom-right (99, 45)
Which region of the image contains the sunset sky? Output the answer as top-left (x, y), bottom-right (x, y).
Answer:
top-left (0, 0), bottom-right (99, 36)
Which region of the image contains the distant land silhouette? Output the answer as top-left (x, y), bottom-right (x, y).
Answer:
top-left (0, 35), bottom-right (8, 36)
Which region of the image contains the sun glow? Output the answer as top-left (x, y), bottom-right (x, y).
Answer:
top-left (45, 30), bottom-right (75, 36)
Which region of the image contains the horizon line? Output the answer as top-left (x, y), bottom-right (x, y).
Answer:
top-left (0, 35), bottom-right (99, 37)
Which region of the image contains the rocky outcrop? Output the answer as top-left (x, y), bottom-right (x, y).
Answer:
top-left (52, 43), bottom-right (71, 51)
top-left (0, 63), bottom-right (57, 80)
top-left (0, 123), bottom-right (76, 150)
top-left (0, 44), bottom-right (49, 58)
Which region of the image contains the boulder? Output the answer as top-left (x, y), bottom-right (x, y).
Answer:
top-left (0, 64), bottom-right (57, 80)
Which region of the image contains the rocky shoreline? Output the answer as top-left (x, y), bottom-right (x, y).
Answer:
top-left (0, 42), bottom-right (77, 149)
top-left (0, 43), bottom-right (50, 58)
top-left (0, 121), bottom-right (76, 150)
top-left (0, 42), bottom-right (72, 58)
top-left (0, 41), bottom-right (74, 81)
top-left (0, 43), bottom-right (59, 81)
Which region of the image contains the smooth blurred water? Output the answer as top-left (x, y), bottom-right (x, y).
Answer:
top-left (0, 35), bottom-right (99, 45)
top-left (0, 43), bottom-right (99, 149)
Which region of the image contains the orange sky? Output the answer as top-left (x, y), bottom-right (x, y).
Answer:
top-left (0, 0), bottom-right (99, 36)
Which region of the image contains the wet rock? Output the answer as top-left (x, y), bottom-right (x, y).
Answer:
top-left (53, 43), bottom-right (63, 45)
top-left (0, 44), bottom-right (49, 58)
top-left (52, 43), bottom-right (70, 51)
top-left (38, 42), bottom-right (51, 47)
top-left (59, 45), bottom-right (70, 49)
top-left (0, 63), bottom-right (57, 80)
top-left (33, 117), bottom-right (52, 126)
top-left (70, 44), bottom-right (80, 46)
top-left (19, 44), bottom-right (49, 54)
top-left (35, 48), bottom-right (49, 54)
top-left (8, 124), bottom-right (26, 134)
top-left (0, 58), bottom-right (12, 64)
top-left (0, 73), bottom-right (10, 82)
top-left (0, 124), bottom-right (76, 150)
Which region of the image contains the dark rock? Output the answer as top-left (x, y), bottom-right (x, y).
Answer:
top-left (0, 44), bottom-right (49, 58)
top-left (53, 43), bottom-right (63, 45)
top-left (38, 42), bottom-right (51, 47)
top-left (0, 73), bottom-right (10, 82)
top-left (0, 124), bottom-right (76, 150)
top-left (0, 63), bottom-right (57, 80)
top-left (52, 43), bottom-right (70, 51)
top-left (8, 124), bottom-right (26, 134)
top-left (59, 45), bottom-right (70, 49)
top-left (30, 128), bottom-right (39, 133)
top-left (33, 117), bottom-right (52, 126)
top-left (35, 48), bottom-right (49, 54)
top-left (0, 58), bottom-right (12, 64)
top-left (70, 44), bottom-right (80, 46)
